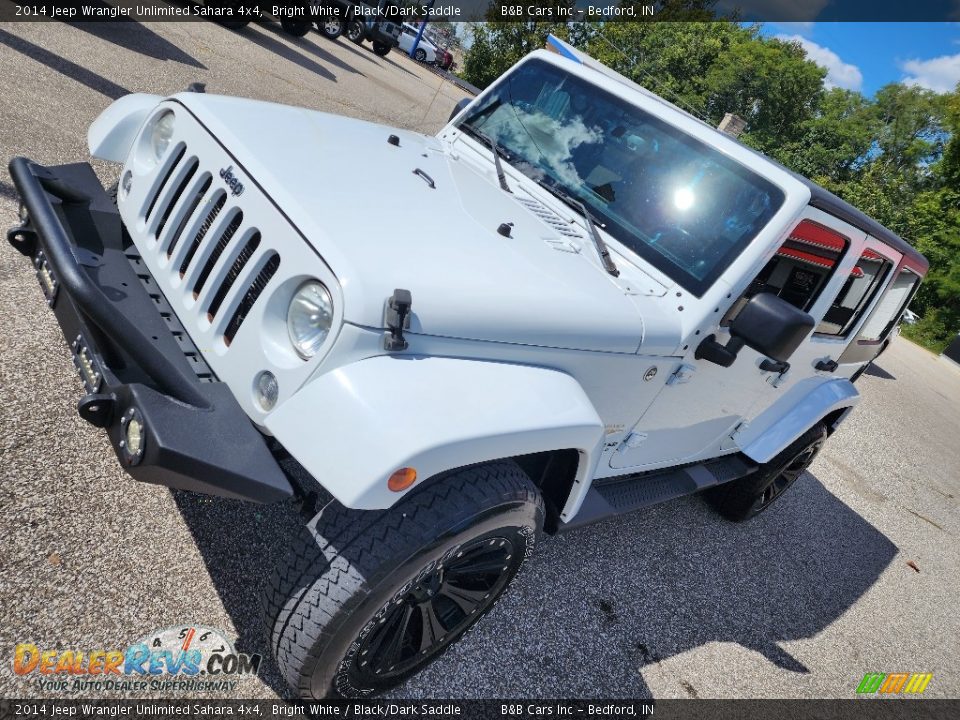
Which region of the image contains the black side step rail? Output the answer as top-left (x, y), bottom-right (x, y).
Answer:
top-left (560, 455), bottom-right (758, 532)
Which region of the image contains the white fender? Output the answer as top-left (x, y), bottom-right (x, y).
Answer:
top-left (87, 93), bottom-right (163, 162)
top-left (265, 356), bottom-right (605, 510)
top-left (739, 378), bottom-right (860, 464)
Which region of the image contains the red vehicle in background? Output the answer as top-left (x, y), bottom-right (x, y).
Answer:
top-left (434, 45), bottom-right (454, 70)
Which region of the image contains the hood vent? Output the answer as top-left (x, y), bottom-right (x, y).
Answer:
top-left (516, 194), bottom-right (583, 240)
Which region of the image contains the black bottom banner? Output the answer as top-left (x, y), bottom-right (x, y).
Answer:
top-left (2, 700), bottom-right (959, 720)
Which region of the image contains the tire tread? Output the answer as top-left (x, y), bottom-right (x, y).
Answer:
top-left (263, 461), bottom-right (542, 697)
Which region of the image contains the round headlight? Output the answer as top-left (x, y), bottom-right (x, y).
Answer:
top-left (151, 111), bottom-right (175, 160)
top-left (287, 281), bottom-right (334, 359)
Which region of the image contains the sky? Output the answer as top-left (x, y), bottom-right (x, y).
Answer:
top-left (760, 22), bottom-right (960, 96)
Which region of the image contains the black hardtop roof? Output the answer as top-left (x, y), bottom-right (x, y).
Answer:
top-left (739, 143), bottom-right (929, 274)
top-left (544, 37), bottom-right (928, 274)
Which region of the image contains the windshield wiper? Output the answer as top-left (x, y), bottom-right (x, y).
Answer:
top-left (533, 178), bottom-right (620, 277)
top-left (460, 125), bottom-right (511, 193)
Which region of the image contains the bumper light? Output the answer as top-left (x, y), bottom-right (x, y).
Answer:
top-left (120, 408), bottom-right (145, 465)
top-left (34, 251), bottom-right (58, 307)
top-left (255, 371), bottom-right (279, 412)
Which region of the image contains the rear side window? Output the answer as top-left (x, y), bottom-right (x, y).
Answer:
top-left (855, 268), bottom-right (919, 342)
top-left (723, 220), bottom-right (848, 325)
top-left (816, 248), bottom-right (893, 336)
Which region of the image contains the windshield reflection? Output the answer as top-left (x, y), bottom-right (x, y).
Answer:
top-left (457, 59), bottom-right (785, 296)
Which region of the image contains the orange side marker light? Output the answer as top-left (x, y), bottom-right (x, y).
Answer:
top-left (387, 467), bottom-right (417, 492)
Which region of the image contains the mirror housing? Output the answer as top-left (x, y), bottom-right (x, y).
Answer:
top-left (448, 97), bottom-right (472, 123)
top-left (696, 293), bottom-right (815, 368)
top-left (732, 292), bottom-right (816, 362)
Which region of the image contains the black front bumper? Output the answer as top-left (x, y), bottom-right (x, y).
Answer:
top-left (7, 157), bottom-right (292, 503)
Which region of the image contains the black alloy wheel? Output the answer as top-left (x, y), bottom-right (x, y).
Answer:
top-left (264, 460), bottom-right (544, 698)
top-left (347, 532), bottom-right (521, 685)
top-left (705, 423), bottom-right (827, 522)
top-left (752, 439), bottom-right (823, 514)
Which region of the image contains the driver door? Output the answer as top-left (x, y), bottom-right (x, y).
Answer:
top-left (610, 210), bottom-right (889, 472)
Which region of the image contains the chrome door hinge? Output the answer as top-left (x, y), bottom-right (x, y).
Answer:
top-left (766, 369), bottom-right (790, 388)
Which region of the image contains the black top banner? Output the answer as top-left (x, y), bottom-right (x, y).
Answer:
top-left (0, 0), bottom-right (958, 24)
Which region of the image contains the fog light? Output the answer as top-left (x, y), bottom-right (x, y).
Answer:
top-left (255, 371), bottom-right (279, 412)
top-left (119, 408), bottom-right (145, 465)
top-left (18, 202), bottom-right (29, 224)
top-left (387, 467), bottom-right (417, 492)
top-left (120, 171), bottom-right (133, 199)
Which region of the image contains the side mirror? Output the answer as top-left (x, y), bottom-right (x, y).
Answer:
top-left (448, 97), bottom-right (471, 123)
top-left (696, 293), bottom-right (815, 369)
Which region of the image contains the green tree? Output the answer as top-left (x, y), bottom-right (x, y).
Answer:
top-left (899, 86), bottom-right (960, 351)
top-left (582, 23), bottom-right (826, 150)
top-left (461, 21), bottom-right (572, 89)
top-left (773, 88), bottom-right (877, 185)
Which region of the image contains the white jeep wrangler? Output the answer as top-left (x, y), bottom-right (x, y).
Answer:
top-left (7, 36), bottom-right (927, 698)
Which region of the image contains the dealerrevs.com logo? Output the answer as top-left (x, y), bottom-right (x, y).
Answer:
top-left (13, 625), bottom-right (261, 693)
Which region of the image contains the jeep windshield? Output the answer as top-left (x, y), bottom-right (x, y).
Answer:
top-left (456, 58), bottom-right (785, 296)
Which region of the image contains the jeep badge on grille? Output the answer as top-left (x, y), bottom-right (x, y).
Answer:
top-left (219, 165), bottom-right (245, 197)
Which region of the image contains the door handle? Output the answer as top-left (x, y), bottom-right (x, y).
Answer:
top-left (815, 358), bottom-right (839, 372)
top-left (412, 168), bottom-right (436, 189)
top-left (759, 358), bottom-right (789, 373)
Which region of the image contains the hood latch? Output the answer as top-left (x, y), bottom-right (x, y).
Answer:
top-left (384, 289), bottom-right (413, 351)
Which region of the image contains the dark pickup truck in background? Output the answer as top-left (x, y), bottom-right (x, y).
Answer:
top-left (317, 0), bottom-right (403, 56)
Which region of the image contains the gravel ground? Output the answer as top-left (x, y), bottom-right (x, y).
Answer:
top-left (1, 20), bottom-right (958, 701)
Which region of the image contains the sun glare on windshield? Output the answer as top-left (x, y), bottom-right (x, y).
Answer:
top-left (457, 59), bottom-right (785, 296)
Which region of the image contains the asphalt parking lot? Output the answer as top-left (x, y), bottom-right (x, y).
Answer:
top-left (1, 19), bottom-right (959, 701)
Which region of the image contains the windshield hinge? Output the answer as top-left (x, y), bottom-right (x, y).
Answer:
top-left (667, 364), bottom-right (696, 385)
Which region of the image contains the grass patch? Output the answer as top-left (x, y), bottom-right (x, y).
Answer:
top-left (900, 318), bottom-right (954, 355)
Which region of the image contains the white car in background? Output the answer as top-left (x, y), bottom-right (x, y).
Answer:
top-left (399, 22), bottom-right (437, 63)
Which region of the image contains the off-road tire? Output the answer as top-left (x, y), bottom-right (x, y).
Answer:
top-left (106, 180), bottom-right (119, 208)
top-left (263, 461), bottom-right (544, 699)
top-left (705, 423), bottom-right (827, 522)
top-left (346, 21), bottom-right (365, 44)
top-left (317, 20), bottom-right (344, 40)
top-left (281, 19), bottom-right (312, 37)
top-left (372, 40), bottom-right (391, 57)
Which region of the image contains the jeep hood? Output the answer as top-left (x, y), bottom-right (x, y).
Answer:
top-left (175, 94), bottom-right (651, 354)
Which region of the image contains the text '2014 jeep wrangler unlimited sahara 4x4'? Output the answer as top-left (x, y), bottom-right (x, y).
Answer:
top-left (7, 35), bottom-right (927, 698)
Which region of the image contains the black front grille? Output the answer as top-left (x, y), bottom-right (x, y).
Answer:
top-left (165, 175), bottom-right (211, 257)
top-left (224, 253), bottom-right (280, 345)
top-left (145, 146), bottom-right (186, 222)
top-left (179, 193), bottom-right (226, 277)
top-left (192, 210), bottom-right (243, 298)
top-left (155, 158), bottom-right (198, 239)
top-left (207, 231), bottom-right (261, 321)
